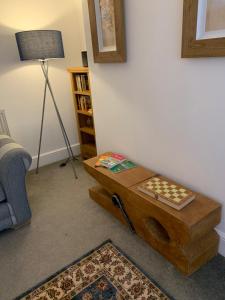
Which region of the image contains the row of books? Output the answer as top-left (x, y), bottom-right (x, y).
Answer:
top-left (95, 153), bottom-right (136, 174)
top-left (75, 74), bottom-right (89, 91)
top-left (77, 96), bottom-right (92, 112)
top-left (138, 176), bottom-right (195, 210)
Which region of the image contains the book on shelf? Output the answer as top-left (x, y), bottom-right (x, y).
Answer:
top-left (77, 96), bottom-right (91, 111)
top-left (95, 152), bottom-right (137, 173)
top-left (75, 74), bottom-right (89, 91)
top-left (137, 176), bottom-right (196, 210)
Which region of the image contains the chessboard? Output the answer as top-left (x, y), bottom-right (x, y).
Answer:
top-left (138, 176), bottom-right (196, 210)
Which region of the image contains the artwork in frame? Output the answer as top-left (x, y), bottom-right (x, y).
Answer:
top-left (87, 0), bottom-right (126, 63)
top-left (182, 0), bottom-right (225, 57)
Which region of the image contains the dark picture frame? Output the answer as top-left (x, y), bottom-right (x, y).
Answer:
top-left (182, 0), bottom-right (225, 58)
top-left (87, 0), bottom-right (126, 63)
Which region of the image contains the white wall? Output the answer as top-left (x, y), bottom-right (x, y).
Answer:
top-left (0, 0), bottom-right (85, 168)
top-left (82, 0), bottom-right (225, 256)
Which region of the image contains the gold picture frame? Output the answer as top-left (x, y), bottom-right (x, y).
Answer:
top-left (182, 0), bottom-right (225, 57)
top-left (87, 0), bottom-right (126, 63)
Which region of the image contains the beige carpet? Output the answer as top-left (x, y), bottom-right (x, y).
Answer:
top-left (0, 160), bottom-right (224, 300)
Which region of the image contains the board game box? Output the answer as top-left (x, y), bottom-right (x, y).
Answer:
top-left (95, 153), bottom-right (126, 169)
top-left (110, 160), bottom-right (137, 173)
top-left (95, 152), bottom-right (137, 173)
top-left (138, 176), bottom-right (196, 210)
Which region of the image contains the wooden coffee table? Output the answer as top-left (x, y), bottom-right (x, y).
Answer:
top-left (84, 155), bottom-right (221, 275)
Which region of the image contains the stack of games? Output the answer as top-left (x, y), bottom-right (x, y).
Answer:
top-left (138, 176), bottom-right (196, 210)
top-left (95, 153), bottom-right (136, 173)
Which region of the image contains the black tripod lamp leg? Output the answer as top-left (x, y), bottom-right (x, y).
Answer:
top-left (39, 60), bottom-right (78, 179)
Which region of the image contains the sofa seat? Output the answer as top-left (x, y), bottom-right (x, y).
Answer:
top-left (0, 202), bottom-right (13, 231)
top-left (0, 134), bottom-right (32, 230)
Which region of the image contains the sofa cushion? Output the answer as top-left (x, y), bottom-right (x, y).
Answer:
top-left (0, 134), bottom-right (31, 170)
top-left (0, 136), bottom-right (23, 160)
top-left (0, 184), bottom-right (6, 202)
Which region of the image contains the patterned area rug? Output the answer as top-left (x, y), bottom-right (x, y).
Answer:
top-left (16, 241), bottom-right (172, 300)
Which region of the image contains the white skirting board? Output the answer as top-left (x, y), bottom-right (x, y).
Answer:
top-left (217, 229), bottom-right (225, 257)
top-left (30, 143), bottom-right (80, 170)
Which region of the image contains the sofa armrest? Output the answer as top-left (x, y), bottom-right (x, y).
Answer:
top-left (0, 148), bottom-right (32, 225)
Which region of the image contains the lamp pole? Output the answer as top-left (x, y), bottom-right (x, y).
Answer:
top-left (36, 61), bottom-right (48, 174)
top-left (36, 60), bottom-right (78, 179)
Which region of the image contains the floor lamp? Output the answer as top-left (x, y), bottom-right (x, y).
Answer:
top-left (15, 30), bottom-right (77, 179)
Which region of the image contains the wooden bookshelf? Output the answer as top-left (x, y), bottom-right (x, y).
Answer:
top-left (80, 127), bottom-right (95, 136)
top-left (75, 91), bottom-right (91, 96)
top-left (77, 110), bottom-right (93, 117)
top-left (68, 67), bottom-right (97, 159)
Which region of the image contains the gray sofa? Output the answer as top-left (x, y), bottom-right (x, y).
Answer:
top-left (0, 135), bottom-right (32, 231)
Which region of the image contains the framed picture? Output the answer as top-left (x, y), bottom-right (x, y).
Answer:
top-left (87, 0), bottom-right (126, 63)
top-left (182, 0), bottom-right (225, 57)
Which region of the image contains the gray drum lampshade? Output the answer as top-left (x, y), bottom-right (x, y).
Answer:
top-left (15, 30), bottom-right (65, 61)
